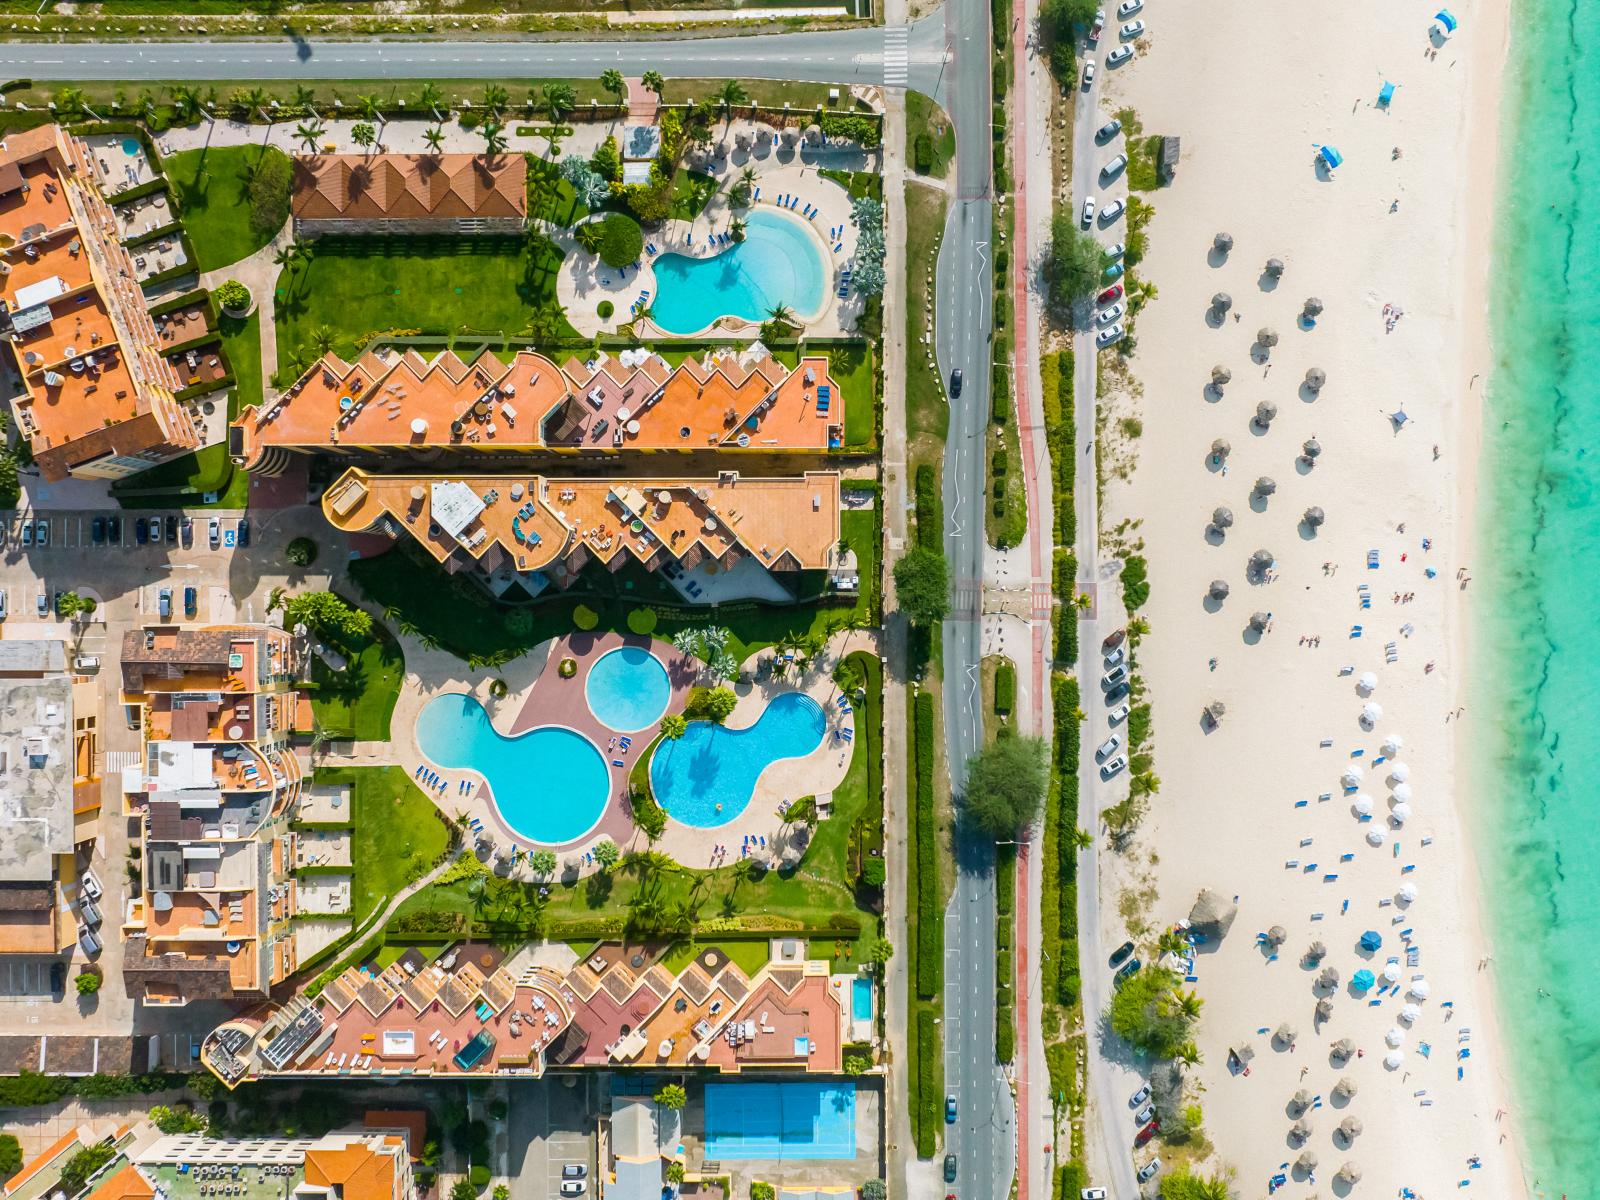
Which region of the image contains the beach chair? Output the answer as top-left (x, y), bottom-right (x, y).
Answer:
top-left (1367, 550), bottom-right (1380, 568)
top-left (1349, 625), bottom-right (1363, 638)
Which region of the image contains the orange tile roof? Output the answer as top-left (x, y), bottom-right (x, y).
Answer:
top-left (86, 1165), bottom-right (156, 1200)
top-left (0, 125), bottom-right (196, 481)
top-left (3, 1128), bottom-right (86, 1196)
top-left (322, 469), bottom-right (840, 580)
top-left (304, 1140), bottom-right (403, 1200)
top-left (293, 154), bottom-right (526, 222)
top-left (233, 348), bottom-right (843, 468)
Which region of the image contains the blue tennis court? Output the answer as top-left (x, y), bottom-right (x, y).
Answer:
top-left (703, 1081), bottom-right (857, 1160)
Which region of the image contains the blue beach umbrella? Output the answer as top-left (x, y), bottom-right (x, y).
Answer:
top-left (1352, 968), bottom-right (1377, 991)
top-left (1434, 9), bottom-right (1459, 33)
top-left (1359, 929), bottom-right (1383, 952)
top-left (1378, 81), bottom-right (1398, 108)
top-left (1318, 145), bottom-right (1344, 170)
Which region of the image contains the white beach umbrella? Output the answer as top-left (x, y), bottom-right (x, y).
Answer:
top-left (1409, 978), bottom-right (1431, 999)
top-left (1392, 782), bottom-right (1414, 803)
top-left (1400, 1003), bottom-right (1421, 1023)
top-left (1384, 1027), bottom-right (1405, 1048)
top-left (1398, 882), bottom-right (1418, 903)
top-left (1384, 1051), bottom-right (1404, 1070)
top-left (1353, 793), bottom-right (1374, 816)
top-left (1391, 802), bottom-right (1413, 825)
top-left (1357, 671), bottom-right (1379, 695)
top-left (1381, 962), bottom-right (1402, 983)
top-left (1342, 766), bottom-right (1365, 788)
top-left (1389, 761), bottom-right (1411, 783)
top-left (1382, 734), bottom-right (1405, 755)
top-left (1361, 702), bottom-right (1383, 725)
top-left (1365, 829), bottom-right (1385, 847)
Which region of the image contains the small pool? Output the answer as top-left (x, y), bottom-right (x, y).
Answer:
top-left (649, 691), bottom-right (826, 827)
top-left (121, 137), bottom-right (142, 157)
top-left (586, 646), bottom-right (670, 732)
top-left (852, 976), bottom-right (874, 1022)
top-left (416, 693), bottom-right (608, 844)
top-left (704, 1081), bottom-right (856, 1160)
top-left (650, 209), bottom-right (827, 335)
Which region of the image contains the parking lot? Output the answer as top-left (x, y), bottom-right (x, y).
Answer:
top-left (1, 510), bottom-right (249, 552)
top-left (0, 958), bottom-right (64, 1002)
top-left (506, 1079), bottom-right (596, 1200)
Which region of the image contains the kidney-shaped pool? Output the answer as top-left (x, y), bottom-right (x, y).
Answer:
top-left (649, 691), bottom-right (827, 827)
top-left (416, 693), bottom-right (609, 844)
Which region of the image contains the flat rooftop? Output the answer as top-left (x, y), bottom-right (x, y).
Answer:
top-left (0, 644), bottom-right (74, 882)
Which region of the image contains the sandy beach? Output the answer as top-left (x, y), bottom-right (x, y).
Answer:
top-left (1091, 0), bottom-right (1525, 1194)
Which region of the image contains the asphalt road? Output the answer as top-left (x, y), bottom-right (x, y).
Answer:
top-left (929, 1), bottom-right (1012, 1198)
top-left (1071, 26), bottom-right (1144, 1200)
top-left (0, 18), bottom-right (951, 87)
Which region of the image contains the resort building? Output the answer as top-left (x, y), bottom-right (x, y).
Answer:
top-left (102, 1129), bottom-right (414, 1200)
top-left (320, 467), bottom-right (845, 602)
top-left (0, 640), bottom-right (101, 958)
top-left (230, 344), bottom-right (844, 475)
top-left (291, 153), bottom-right (527, 238)
top-left (201, 939), bottom-right (849, 1088)
top-left (117, 624), bottom-right (309, 1006)
top-left (3, 1124), bottom-right (157, 1200)
top-left (0, 124), bottom-right (199, 481)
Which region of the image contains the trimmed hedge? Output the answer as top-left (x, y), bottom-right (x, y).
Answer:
top-left (914, 463), bottom-right (940, 551)
top-left (914, 1007), bottom-right (940, 1157)
top-left (994, 660), bottom-right (1016, 715)
top-left (1042, 351), bottom-right (1077, 546)
top-left (913, 691), bottom-right (940, 1000)
top-left (995, 845), bottom-right (1017, 1062)
top-left (1053, 550), bottom-right (1079, 666)
top-left (1052, 674), bottom-right (1083, 1007)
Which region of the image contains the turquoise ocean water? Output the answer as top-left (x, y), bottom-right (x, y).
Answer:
top-left (1473, 0), bottom-right (1600, 1193)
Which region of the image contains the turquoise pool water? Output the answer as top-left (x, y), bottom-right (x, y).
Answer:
top-left (851, 976), bottom-right (873, 1022)
top-left (703, 1082), bottom-right (856, 1160)
top-left (416, 693), bottom-right (608, 844)
top-left (649, 691), bottom-right (826, 827)
top-left (585, 646), bottom-right (670, 732)
top-left (650, 209), bottom-right (827, 335)
top-left (1470, 1), bottom-right (1600, 1191)
top-left (121, 137), bottom-right (141, 157)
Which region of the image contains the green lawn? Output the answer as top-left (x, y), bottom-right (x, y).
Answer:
top-left (830, 343), bottom-right (878, 450)
top-left (905, 182), bottom-right (950, 443)
top-left (274, 234), bottom-right (574, 372)
top-left (348, 505), bottom-right (880, 667)
top-left (309, 619), bottom-right (405, 741)
top-left (907, 91), bottom-right (956, 180)
top-left (111, 443), bottom-right (251, 510)
top-left (818, 168), bottom-right (883, 204)
top-left (658, 939), bottom-right (771, 977)
top-left (217, 309), bottom-right (262, 417)
top-left (306, 766), bottom-right (453, 928)
top-left (167, 144), bottom-right (291, 272)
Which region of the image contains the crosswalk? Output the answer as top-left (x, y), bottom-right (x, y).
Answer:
top-left (883, 25), bottom-right (909, 88)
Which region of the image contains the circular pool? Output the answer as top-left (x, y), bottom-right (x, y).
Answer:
top-left (586, 646), bottom-right (671, 732)
top-left (416, 693), bottom-right (609, 844)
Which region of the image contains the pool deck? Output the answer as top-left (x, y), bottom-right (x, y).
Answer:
top-left (400, 628), bottom-right (870, 878)
top-left (555, 152), bottom-right (864, 340)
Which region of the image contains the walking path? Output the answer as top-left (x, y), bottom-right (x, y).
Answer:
top-left (199, 213), bottom-right (289, 392)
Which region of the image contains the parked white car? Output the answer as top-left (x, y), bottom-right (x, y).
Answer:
top-left (1096, 324), bottom-right (1125, 348)
top-left (1121, 19), bottom-right (1146, 39)
top-left (1097, 303), bottom-right (1125, 326)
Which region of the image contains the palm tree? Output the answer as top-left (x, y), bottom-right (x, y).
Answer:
top-left (1175, 1040), bottom-right (1203, 1067)
top-left (417, 82), bottom-right (445, 121)
top-left (1156, 928), bottom-right (1188, 957)
top-left (310, 324), bottom-right (337, 357)
top-left (715, 78), bottom-right (749, 137)
top-left (544, 82), bottom-right (576, 123)
top-left (729, 217), bottom-right (747, 242)
top-left (356, 93), bottom-right (386, 145)
top-left (480, 120), bottom-right (508, 157)
top-left (292, 84), bottom-right (317, 116)
top-left (1171, 988), bottom-right (1204, 1019)
top-left (240, 86), bottom-right (271, 121)
top-left (600, 69), bottom-right (626, 103)
top-left (136, 89), bottom-right (158, 121)
top-left (294, 121), bottom-right (325, 152)
top-left (273, 245), bottom-right (297, 276)
top-left (168, 84), bottom-right (200, 121)
top-left (423, 125), bottom-right (446, 155)
top-left (1074, 592), bottom-right (1093, 610)
top-left (466, 874), bottom-right (491, 916)
top-left (766, 303), bottom-right (795, 329)
top-left (481, 83), bottom-right (509, 116)
top-left (641, 70), bottom-right (666, 98)
top-left (350, 122), bottom-right (377, 154)
top-left (1070, 827), bottom-right (1094, 850)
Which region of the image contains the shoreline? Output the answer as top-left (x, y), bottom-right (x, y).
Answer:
top-left (1089, 0), bottom-right (1528, 1194)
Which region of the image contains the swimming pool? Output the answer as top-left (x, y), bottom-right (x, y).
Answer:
top-left (585, 646), bottom-right (670, 732)
top-left (703, 1081), bottom-right (856, 1160)
top-left (649, 691), bottom-right (826, 827)
top-left (416, 693), bottom-right (609, 844)
top-left (852, 976), bottom-right (874, 1022)
top-left (650, 209), bottom-right (827, 335)
top-left (121, 137), bottom-right (141, 157)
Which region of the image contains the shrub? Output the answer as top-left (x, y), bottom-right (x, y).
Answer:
top-left (59, 1145), bottom-right (116, 1196)
top-left (626, 607), bottom-right (657, 635)
top-left (467, 1165), bottom-right (491, 1189)
top-left (75, 970), bottom-right (102, 995)
top-left (913, 691), bottom-right (940, 999)
top-left (751, 1184), bottom-right (775, 1200)
top-left (591, 135), bottom-right (622, 182)
top-left (572, 605), bottom-right (599, 631)
top-left (598, 212), bottom-right (644, 268)
top-left (558, 657), bottom-right (578, 678)
top-left (861, 1182), bottom-right (886, 1200)
top-left (214, 279), bottom-right (250, 312)
top-left (684, 686), bottom-right (737, 723)
top-left (1120, 555), bottom-right (1151, 611)
top-left (150, 1103), bottom-right (205, 1134)
top-left (818, 112), bottom-right (882, 148)
top-left (913, 133), bottom-right (933, 174)
top-left (843, 1055), bottom-right (871, 1075)
top-left (666, 1164), bottom-right (685, 1185)
top-left (246, 149), bottom-right (292, 238)
top-left (862, 856), bottom-right (886, 888)
top-left (286, 537), bottom-right (318, 567)
top-left (914, 463), bottom-right (940, 550)
top-left (282, 591), bottom-right (372, 642)
top-left (0, 1134), bottom-right (22, 1185)
top-left (994, 660), bottom-right (1016, 715)
top-left (629, 788), bottom-right (668, 841)
top-left (894, 548), bottom-right (950, 627)
top-left (597, 300), bottom-right (614, 319)
top-left (653, 1083), bottom-right (687, 1110)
